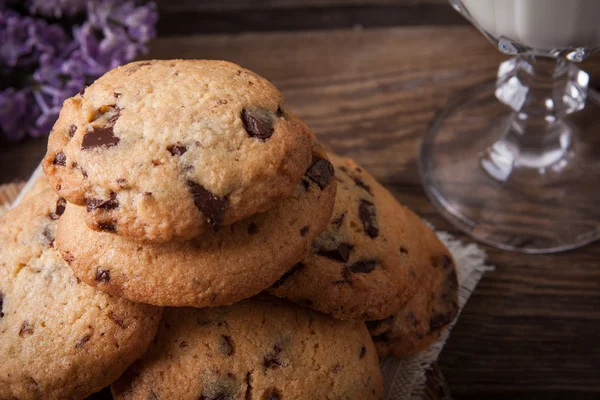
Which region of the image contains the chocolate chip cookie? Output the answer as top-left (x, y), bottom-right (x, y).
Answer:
top-left (367, 249), bottom-right (459, 358)
top-left (55, 149), bottom-right (336, 307)
top-left (269, 153), bottom-right (436, 321)
top-left (43, 60), bottom-right (314, 243)
top-left (111, 296), bottom-right (383, 400)
top-left (0, 190), bottom-right (162, 400)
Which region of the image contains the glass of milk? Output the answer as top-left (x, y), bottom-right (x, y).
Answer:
top-left (419, 0), bottom-right (600, 253)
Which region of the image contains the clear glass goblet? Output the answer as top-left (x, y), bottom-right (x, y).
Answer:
top-left (420, 0), bottom-right (600, 253)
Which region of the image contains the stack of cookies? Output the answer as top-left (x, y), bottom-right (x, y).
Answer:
top-left (0, 60), bottom-right (459, 400)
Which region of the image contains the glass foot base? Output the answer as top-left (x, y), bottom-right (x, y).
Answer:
top-left (420, 82), bottom-right (600, 253)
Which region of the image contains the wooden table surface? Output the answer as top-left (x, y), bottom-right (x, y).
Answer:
top-left (2, 2), bottom-right (600, 399)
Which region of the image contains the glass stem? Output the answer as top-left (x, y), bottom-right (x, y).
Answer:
top-left (481, 55), bottom-right (589, 180)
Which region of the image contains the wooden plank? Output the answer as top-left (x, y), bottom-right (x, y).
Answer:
top-left (0, 137), bottom-right (47, 184)
top-left (157, 0), bottom-right (448, 12)
top-left (146, 26), bottom-right (600, 397)
top-left (156, 2), bottom-right (466, 35)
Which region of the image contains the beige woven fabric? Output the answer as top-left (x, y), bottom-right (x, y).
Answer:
top-left (0, 181), bottom-right (24, 217)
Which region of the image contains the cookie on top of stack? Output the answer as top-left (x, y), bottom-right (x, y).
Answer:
top-left (0, 60), bottom-right (458, 400)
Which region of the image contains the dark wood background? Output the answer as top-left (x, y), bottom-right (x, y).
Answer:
top-left (2, 1), bottom-right (599, 399)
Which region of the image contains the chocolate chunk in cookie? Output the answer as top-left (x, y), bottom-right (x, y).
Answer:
top-left (358, 200), bottom-right (379, 239)
top-left (347, 259), bottom-right (377, 274)
top-left (81, 125), bottom-right (120, 150)
top-left (317, 243), bottom-right (352, 263)
top-left (306, 155), bottom-right (334, 189)
top-left (168, 145), bottom-right (187, 156)
top-left (187, 181), bottom-right (227, 230)
top-left (218, 335), bottom-right (235, 356)
top-left (95, 268), bottom-right (111, 282)
top-left (53, 152), bottom-right (66, 166)
top-left (86, 193), bottom-right (119, 212)
top-left (242, 109), bottom-right (274, 140)
top-left (49, 198), bottom-right (67, 220)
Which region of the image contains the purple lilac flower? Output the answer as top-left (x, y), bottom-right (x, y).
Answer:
top-left (0, 1), bottom-right (158, 141)
top-left (28, 0), bottom-right (86, 18)
top-left (0, 88), bottom-right (34, 141)
top-left (1, 9), bottom-right (38, 67)
top-left (75, 1), bottom-right (158, 75)
top-left (104, 0), bottom-right (158, 43)
top-left (31, 54), bottom-right (85, 136)
top-left (0, 9), bottom-right (69, 60)
top-left (0, 9), bottom-right (69, 139)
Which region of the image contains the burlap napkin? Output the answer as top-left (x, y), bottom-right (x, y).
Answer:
top-left (1, 165), bottom-right (492, 400)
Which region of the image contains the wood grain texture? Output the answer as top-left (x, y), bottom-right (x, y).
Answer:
top-left (2, 25), bottom-right (600, 399)
top-left (157, 0), bottom-right (448, 11)
top-left (156, 0), bottom-right (465, 35)
top-left (0, 138), bottom-right (47, 184)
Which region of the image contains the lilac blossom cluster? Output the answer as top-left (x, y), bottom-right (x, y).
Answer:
top-left (0, 0), bottom-right (158, 141)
